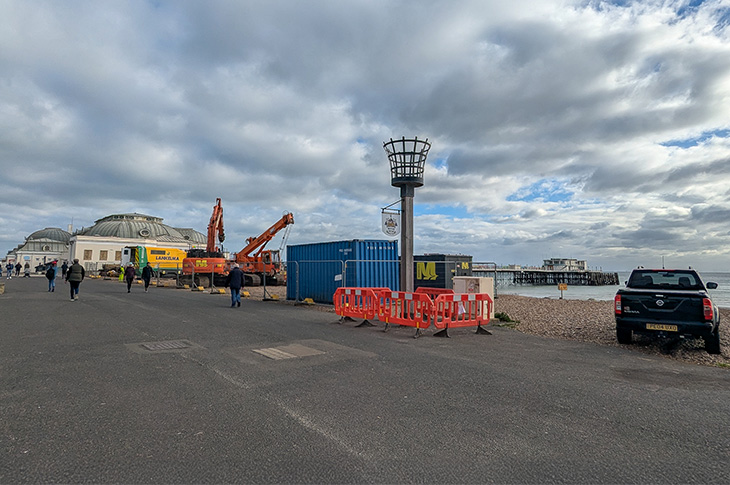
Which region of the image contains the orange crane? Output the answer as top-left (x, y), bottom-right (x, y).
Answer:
top-left (233, 212), bottom-right (294, 286)
top-left (181, 198), bottom-right (228, 287)
top-left (206, 197), bottom-right (225, 254)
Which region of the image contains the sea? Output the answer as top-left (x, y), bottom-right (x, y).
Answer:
top-left (497, 271), bottom-right (730, 309)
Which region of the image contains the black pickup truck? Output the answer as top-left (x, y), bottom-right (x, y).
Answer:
top-left (614, 268), bottom-right (721, 354)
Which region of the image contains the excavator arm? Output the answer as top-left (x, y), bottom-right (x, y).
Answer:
top-left (235, 212), bottom-right (294, 261)
top-left (207, 198), bottom-right (225, 253)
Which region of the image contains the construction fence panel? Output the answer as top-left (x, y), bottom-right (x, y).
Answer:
top-left (333, 287), bottom-right (389, 323)
top-left (286, 260), bottom-right (346, 303)
top-left (432, 293), bottom-right (493, 330)
top-left (414, 287), bottom-right (454, 301)
top-left (376, 290), bottom-right (432, 330)
top-left (343, 259), bottom-right (400, 290)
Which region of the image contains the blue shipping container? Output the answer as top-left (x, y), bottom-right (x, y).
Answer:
top-left (286, 239), bottom-right (399, 304)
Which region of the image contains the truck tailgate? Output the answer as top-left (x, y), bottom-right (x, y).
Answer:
top-left (619, 290), bottom-right (705, 323)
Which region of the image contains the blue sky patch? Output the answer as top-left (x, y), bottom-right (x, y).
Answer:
top-left (677, 0), bottom-right (708, 19)
top-left (660, 128), bottom-right (730, 148)
top-left (433, 157), bottom-right (449, 171)
top-left (507, 179), bottom-right (574, 203)
top-left (414, 204), bottom-right (471, 219)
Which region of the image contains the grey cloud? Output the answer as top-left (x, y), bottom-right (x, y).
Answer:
top-left (690, 205), bottom-right (730, 224)
top-left (665, 158), bottom-right (730, 183)
top-left (616, 228), bottom-right (682, 249)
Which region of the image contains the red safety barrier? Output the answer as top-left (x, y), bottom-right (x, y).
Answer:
top-left (377, 290), bottom-right (433, 337)
top-left (333, 287), bottom-right (388, 327)
top-left (414, 287), bottom-right (454, 302)
top-left (333, 288), bottom-right (493, 339)
top-left (432, 293), bottom-right (493, 337)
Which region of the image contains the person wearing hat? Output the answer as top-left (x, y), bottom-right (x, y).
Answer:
top-left (124, 263), bottom-right (137, 293)
top-left (225, 263), bottom-right (245, 308)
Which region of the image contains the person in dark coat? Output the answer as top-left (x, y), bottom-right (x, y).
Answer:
top-left (23, 262), bottom-right (30, 277)
top-left (141, 262), bottom-right (153, 293)
top-left (124, 263), bottom-right (136, 293)
top-left (61, 261), bottom-right (68, 279)
top-left (15, 262), bottom-right (21, 276)
top-left (65, 258), bottom-right (85, 301)
top-left (45, 261), bottom-right (57, 292)
top-left (225, 263), bottom-right (245, 307)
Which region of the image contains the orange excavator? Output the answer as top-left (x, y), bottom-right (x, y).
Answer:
top-left (233, 212), bottom-right (294, 286)
top-left (181, 198), bottom-right (228, 287)
top-left (181, 199), bottom-right (294, 288)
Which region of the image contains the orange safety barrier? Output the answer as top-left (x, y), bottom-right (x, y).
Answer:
top-left (377, 290), bottom-right (433, 337)
top-left (333, 287), bottom-right (388, 327)
top-left (414, 287), bottom-right (454, 302)
top-left (432, 293), bottom-right (493, 338)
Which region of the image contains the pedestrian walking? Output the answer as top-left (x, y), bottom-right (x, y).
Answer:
top-left (141, 262), bottom-right (153, 292)
top-left (23, 262), bottom-right (30, 277)
top-left (15, 262), bottom-right (21, 276)
top-left (5, 262), bottom-right (12, 278)
top-left (65, 258), bottom-right (85, 301)
top-left (61, 261), bottom-right (68, 279)
top-left (225, 263), bottom-right (245, 308)
top-left (45, 261), bottom-right (57, 292)
top-left (124, 263), bottom-right (136, 293)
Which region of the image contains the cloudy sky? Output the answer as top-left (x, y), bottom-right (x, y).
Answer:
top-left (2, 0), bottom-right (730, 271)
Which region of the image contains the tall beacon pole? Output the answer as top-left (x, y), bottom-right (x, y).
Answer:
top-left (383, 136), bottom-right (431, 293)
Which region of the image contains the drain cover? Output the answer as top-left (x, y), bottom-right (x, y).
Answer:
top-left (141, 340), bottom-right (192, 352)
top-left (253, 344), bottom-right (325, 360)
top-left (253, 348), bottom-right (297, 360)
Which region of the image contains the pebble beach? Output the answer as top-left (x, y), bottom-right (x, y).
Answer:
top-left (494, 295), bottom-right (730, 368)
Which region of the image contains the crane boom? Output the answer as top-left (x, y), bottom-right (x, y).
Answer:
top-left (207, 198), bottom-right (225, 253)
top-left (235, 212), bottom-right (294, 261)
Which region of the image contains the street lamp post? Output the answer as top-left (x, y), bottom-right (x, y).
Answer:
top-left (383, 136), bottom-right (431, 293)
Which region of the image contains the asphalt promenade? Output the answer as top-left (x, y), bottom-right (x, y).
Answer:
top-left (2, 275), bottom-right (730, 483)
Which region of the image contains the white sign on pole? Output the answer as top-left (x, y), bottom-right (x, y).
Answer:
top-left (381, 211), bottom-right (400, 237)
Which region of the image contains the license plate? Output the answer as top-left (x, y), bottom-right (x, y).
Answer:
top-left (646, 323), bottom-right (678, 332)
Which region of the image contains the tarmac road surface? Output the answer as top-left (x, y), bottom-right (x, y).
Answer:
top-left (1, 276), bottom-right (730, 483)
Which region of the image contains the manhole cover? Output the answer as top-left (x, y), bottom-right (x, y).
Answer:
top-left (141, 340), bottom-right (192, 352)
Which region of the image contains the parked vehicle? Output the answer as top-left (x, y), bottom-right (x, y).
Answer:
top-left (121, 246), bottom-right (187, 277)
top-left (181, 198), bottom-right (228, 287)
top-left (614, 268), bottom-right (721, 354)
top-left (232, 212), bottom-right (294, 286)
top-left (180, 198), bottom-right (294, 287)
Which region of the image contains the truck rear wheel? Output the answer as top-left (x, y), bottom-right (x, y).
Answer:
top-left (617, 327), bottom-right (632, 345)
top-left (705, 329), bottom-right (721, 355)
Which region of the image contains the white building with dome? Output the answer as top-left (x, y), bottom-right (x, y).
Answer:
top-left (9, 227), bottom-right (71, 270)
top-left (68, 213), bottom-right (206, 271)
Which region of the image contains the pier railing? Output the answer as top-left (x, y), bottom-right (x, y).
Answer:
top-left (472, 268), bottom-right (619, 287)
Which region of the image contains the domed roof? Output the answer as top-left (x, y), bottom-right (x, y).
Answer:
top-left (174, 228), bottom-right (207, 244)
top-left (18, 238), bottom-right (68, 252)
top-left (78, 213), bottom-right (188, 241)
top-left (28, 227), bottom-right (71, 243)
